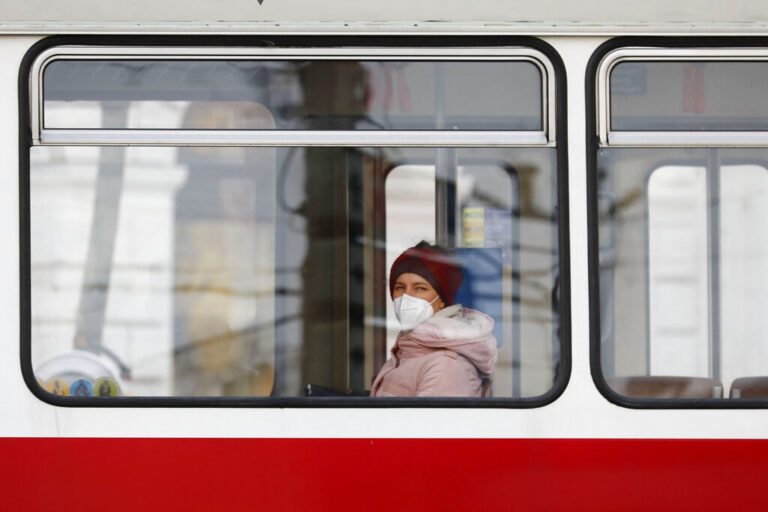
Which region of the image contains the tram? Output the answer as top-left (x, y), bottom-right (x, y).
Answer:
top-left (2, 1), bottom-right (768, 510)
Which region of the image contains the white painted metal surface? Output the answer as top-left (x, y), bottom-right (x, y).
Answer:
top-left (1, 11), bottom-right (768, 442)
top-left (3, 1), bottom-right (768, 35)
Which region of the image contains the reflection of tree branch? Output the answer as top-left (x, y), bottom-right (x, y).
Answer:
top-left (174, 265), bottom-right (302, 274)
top-left (517, 165), bottom-right (555, 220)
top-left (173, 313), bottom-right (302, 356)
top-left (464, 189), bottom-right (509, 209)
top-left (174, 286), bottom-right (301, 298)
top-left (517, 313), bottom-right (557, 324)
top-left (616, 188), bottom-right (643, 210)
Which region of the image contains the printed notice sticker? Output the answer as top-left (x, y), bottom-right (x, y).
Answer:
top-left (45, 378), bottom-right (69, 396)
top-left (94, 378), bottom-right (119, 397)
top-left (70, 379), bottom-right (94, 397)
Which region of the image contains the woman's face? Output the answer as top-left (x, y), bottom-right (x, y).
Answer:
top-left (392, 272), bottom-right (445, 312)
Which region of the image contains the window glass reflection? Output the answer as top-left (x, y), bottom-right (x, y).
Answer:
top-left (44, 59), bottom-right (542, 131)
top-left (31, 144), bottom-right (560, 398)
top-left (598, 147), bottom-right (768, 399)
top-left (611, 61), bottom-right (768, 131)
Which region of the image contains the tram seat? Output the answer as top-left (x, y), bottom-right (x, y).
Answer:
top-left (606, 376), bottom-right (724, 399)
top-left (729, 377), bottom-right (768, 398)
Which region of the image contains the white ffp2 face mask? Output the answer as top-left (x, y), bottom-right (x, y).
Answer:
top-left (393, 293), bottom-right (439, 330)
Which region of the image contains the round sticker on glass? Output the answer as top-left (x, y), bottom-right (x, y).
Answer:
top-left (45, 378), bottom-right (69, 396)
top-left (70, 379), bottom-right (94, 397)
top-left (94, 378), bottom-right (119, 397)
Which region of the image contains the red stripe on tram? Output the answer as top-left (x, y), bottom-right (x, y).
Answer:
top-left (0, 437), bottom-right (765, 511)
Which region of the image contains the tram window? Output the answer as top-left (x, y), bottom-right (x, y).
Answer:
top-left (594, 46), bottom-right (768, 404)
top-left (610, 61), bottom-right (768, 131)
top-left (42, 59), bottom-right (542, 131)
top-left (26, 45), bottom-right (565, 404)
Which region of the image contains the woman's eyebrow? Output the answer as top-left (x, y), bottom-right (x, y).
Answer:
top-left (396, 279), bottom-right (429, 287)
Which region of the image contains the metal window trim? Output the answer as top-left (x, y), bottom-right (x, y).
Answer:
top-left (597, 47), bottom-right (768, 147)
top-left (37, 129), bottom-right (551, 147)
top-left (31, 45), bottom-right (556, 146)
top-left (607, 131), bottom-right (768, 147)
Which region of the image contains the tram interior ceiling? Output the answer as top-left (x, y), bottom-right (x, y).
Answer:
top-left (28, 48), bottom-right (563, 402)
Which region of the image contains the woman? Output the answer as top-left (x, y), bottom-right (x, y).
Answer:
top-left (371, 241), bottom-right (497, 397)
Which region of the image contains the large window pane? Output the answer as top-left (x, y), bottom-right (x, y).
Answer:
top-left (598, 147), bottom-right (768, 399)
top-left (31, 144), bottom-right (560, 399)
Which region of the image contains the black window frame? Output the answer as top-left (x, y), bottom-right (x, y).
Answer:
top-left (20, 34), bottom-right (570, 408)
top-left (587, 36), bottom-right (768, 409)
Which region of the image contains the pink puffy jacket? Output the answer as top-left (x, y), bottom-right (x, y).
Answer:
top-left (371, 305), bottom-right (497, 397)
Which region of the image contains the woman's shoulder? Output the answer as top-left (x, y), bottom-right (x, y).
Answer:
top-left (433, 304), bottom-right (492, 323)
top-left (433, 304), bottom-right (463, 319)
top-left (415, 349), bottom-right (482, 396)
top-left (424, 304), bottom-right (494, 337)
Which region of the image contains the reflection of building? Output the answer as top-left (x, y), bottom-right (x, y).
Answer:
top-left (174, 102), bottom-right (276, 397)
top-left (32, 98), bottom-right (279, 397)
top-left (31, 140), bottom-right (186, 397)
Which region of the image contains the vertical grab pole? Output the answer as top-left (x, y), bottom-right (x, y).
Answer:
top-left (706, 148), bottom-right (722, 381)
top-left (434, 62), bottom-right (457, 247)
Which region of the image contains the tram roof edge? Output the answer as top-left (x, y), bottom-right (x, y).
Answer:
top-left (3, 0), bottom-right (768, 36)
top-left (3, 21), bottom-right (768, 37)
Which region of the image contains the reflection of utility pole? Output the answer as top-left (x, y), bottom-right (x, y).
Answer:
top-left (435, 148), bottom-right (457, 247)
top-left (433, 62), bottom-right (457, 247)
top-left (299, 62), bottom-right (367, 392)
top-left (74, 102), bottom-right (129, 353)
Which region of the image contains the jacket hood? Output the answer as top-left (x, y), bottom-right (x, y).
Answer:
top-left (396, 305), bottom-right (498, 376)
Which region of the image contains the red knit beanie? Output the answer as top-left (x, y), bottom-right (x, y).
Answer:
top-left (389, 244), bottom-right (464, 305)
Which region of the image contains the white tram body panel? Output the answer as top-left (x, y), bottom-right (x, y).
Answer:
top-left (1, 4), bottom-right (768, 437)
top-left (1, 3), bottom-right (768, 510)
